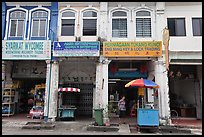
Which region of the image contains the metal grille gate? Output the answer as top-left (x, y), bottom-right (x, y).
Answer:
top-left (62, 83), bottom-right (94, 117)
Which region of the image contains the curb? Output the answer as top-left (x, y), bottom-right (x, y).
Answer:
top-left (86, 124), bottom-right (119, 132)
top-left (172, 125), bottom-right (202, 129)
top-left (21, 122), bottom-right (55, 130)
top-left (159, 125), bottom-right (191, 134)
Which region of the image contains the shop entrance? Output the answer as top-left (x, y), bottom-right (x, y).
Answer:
top-left (13, 78), bottom-right (46, 115)
top-left (58, 58), bottom-right (96, 118)
top-left (168, 65), bottom-right (201, 119)
top-left (108, 60), bottom-right (149, 117)
top-left (108, 80), bottom-right (139, 117)
top-left (6, 60), bottom-right (47, 117)
top-left (61, 83), bottom-right (94, 117)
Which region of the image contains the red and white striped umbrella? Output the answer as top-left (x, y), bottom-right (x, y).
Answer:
top-left (58, 87), bottom-right (80, 92)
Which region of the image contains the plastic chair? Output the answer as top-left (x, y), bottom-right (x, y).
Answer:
top-left (130, 107), bottom-right (136, 117)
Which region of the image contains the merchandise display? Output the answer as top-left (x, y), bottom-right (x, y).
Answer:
top-left (2, 88), bottom-right (16, 116)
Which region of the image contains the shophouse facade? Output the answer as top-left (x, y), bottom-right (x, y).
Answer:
top-left (165, 2), bottom-right (202, 120)
top-left (49, 2), bottom-right (171, 124)
top-left (2, 2), bottom-right (58, 120)
top-left (52, 2), bottom-right (101, 120)
top-left (2, 2), bottom-right (202, 125)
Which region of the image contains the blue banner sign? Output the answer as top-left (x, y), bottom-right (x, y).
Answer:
top-left (53, 41), bottom-right (100, 57)
top-left (2, 40), bottom-right (51, 60)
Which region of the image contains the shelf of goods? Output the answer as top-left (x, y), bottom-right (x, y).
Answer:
top-left (34, 87), bottom-right (45, 107)
top-left (108, 100), bottom-right (119, 117)
top-left (2, 88), bottom-right (16, 116)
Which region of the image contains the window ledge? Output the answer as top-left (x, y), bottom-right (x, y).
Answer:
top-left (135, 38), bottom-right (153, 41)
top-left (81, 36), bottom-right (98, 41)
top-left (58, 36), bottom-right (76, 42)
top-left (110, 38), bottom-right (129, 41)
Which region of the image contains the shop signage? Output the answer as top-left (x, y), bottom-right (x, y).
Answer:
top-left (103, 41), bottom-right (162, 57)
top-left (2, 40), bottom-right (51, 60)
top-left (53, 41), bottom-right (100, 57)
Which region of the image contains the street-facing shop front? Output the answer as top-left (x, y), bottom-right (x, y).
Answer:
top-left (2, 40), bottom-right (51, 117)
top-left (102, 41), bottom-right (165, 127)
top-left (52, 41), bottom-right (100, 120)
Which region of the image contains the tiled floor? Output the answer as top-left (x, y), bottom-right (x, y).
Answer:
top-left (2, 113), bottom-right (43, 122)
top-left (171, 117), bottom-right (202, 128)
top-left (109, 116), bottom-right (202, 133)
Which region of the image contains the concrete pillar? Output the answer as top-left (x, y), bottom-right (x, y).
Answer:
top-left (95, 56), bottom-right (111, 123)
top-left (48, 60), bottom-right (59, 122)
top-left (155, 2), bottom-right (165, 41)
top-left (44, 60), bottom-right (52, 122)
top-left (99, 2), bottom-right (108, 40)
top-left (154, 60), bottom-right (171, 125)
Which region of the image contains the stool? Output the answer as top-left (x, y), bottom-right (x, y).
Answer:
top-left (130, 108), bottom-right (136, 117)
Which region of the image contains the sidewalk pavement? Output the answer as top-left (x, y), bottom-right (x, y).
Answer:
top-left (2, 116), bottom-right (202, 135)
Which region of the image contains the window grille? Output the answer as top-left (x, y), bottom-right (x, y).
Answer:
top-left (82, 11), bottom-right (97, 36)
top-left (112, 11), bottom-right (127, 38)
top-left (136, 11), bottom-right (151, 37)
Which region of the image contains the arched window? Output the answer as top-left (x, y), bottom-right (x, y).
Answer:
top-left (61, 11), bottom-right (76, 36)
top-left (112, 11), bottom-right (127, 38)
top-left (31, 10), bottom-right (48, 37)
top-left (82, 11), bottom-right (97, 36)
top-left (9, 10), bottom-right (26, 37)
top-left (136, 10), bottom-right (151, 37)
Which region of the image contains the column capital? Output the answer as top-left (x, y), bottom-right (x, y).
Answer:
top-left (53, 60), bottom-right (59, 64)
top-left (99, 56), bottom-right (111, 65)
top-left (2, 61), bottom-right (6, 65)
top-left (45, 60), bottom-right (52, 64)
top-left (154, 60), bottom-right (164, 65)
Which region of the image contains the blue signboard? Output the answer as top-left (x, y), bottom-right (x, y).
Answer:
top-left (53, 41), bottom-right (100, 57)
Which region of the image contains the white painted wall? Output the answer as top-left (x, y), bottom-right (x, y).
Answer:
top-left (107, 2), bottom-right (157, 42)
top-left (164, 3), bottom-right (202, 51)
top-left (59, 59), bottom-right (96, 84)
top-left (57, 4), bottom-right (100, 41)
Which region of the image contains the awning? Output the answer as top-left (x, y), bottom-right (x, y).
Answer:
top-left (58, 87), bottom-right (80, 92)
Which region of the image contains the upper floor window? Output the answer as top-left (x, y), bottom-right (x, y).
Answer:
top-left (61, 11), bottom-right (75, 36)
top-left (82, 11), bottom-right (97, 36)
top-left (136, 11), bottom-right (151, 37)
top-left (112, 11), bottom-right (127, 38)
top-left (192, 18), bottom-right (202, 36)
top-left (31, 10), bottom-right (48, 37)
top-left (9, 10), bottom-right (26, 37)
top-left (167, 18), bottom-right (186, 36)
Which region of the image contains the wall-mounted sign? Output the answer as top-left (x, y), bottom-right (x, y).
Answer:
top-left (2, 40), bottom-right (51, 60)
top-left (53, 41), bottom-right (100, 57)
top-left (103, 41), bottom-right (162, 57)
